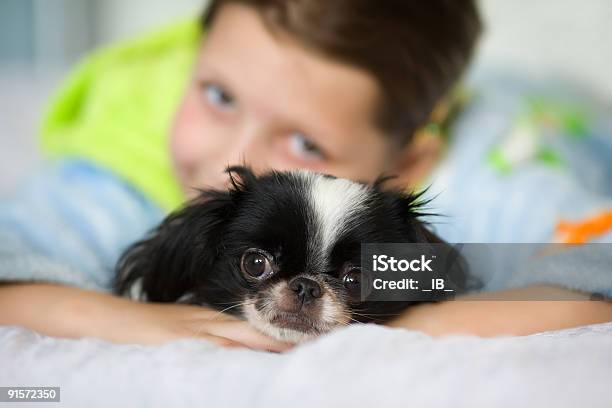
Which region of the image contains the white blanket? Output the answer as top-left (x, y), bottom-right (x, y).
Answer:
top-left (1, 322), bottom-right (611, 408)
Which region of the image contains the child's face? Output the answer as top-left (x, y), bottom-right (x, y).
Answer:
top-left (170, 3), bottom-right (395, 195)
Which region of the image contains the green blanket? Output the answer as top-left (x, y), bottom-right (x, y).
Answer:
top-left (40, 20), bottom-right (201, 211)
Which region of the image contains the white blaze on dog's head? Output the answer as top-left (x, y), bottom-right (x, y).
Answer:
top-left (295, 171), bottom-right (370, 270)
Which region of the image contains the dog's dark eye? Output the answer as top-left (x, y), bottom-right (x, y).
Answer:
top-left (241, 249), bottom-right (275, 279)
top-left (341, 265), bottom-right (361, 295)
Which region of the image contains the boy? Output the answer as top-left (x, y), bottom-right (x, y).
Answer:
top-left (0, 0), bottom-right (610, 351)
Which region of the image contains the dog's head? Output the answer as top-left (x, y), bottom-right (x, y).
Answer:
top-left (115, 166), bottom-right (461, 342)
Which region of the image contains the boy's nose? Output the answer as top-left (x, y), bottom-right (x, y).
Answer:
top-left (224, 124), bottom-right (268, 165)
top-left (217, 132), bottom-right (276, 183)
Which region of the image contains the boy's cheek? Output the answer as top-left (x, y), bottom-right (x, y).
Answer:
top-left (170, 122), bottom-right (202, 174)
top-left (170, 117), bottom-right (240, 192)
top-left (170, 93), bottom-right (209, 187)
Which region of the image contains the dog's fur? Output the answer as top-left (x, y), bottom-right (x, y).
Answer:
top-left (115, 166), bottom-right (469, 343)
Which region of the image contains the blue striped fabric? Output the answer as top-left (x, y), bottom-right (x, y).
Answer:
top-left (0, 159), bottom-right (163, 291)
top-left (424, 75), bottom-right (612, 243)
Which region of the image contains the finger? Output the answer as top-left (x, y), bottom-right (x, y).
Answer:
top-left (167, 305), bottom-right (294, 351)
top-left (206, 321), bottom-right (295, 352)
top-left (198, 333), bottom-right (250, 349)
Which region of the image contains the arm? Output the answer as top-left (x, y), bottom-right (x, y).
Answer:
top-left (0, 283), bottom-right (291, 351)
top-left (388, 285), bottom-right (612, 336)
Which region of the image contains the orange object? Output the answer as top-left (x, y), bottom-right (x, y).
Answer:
top-left (555, 210), bottom-right (612, 244)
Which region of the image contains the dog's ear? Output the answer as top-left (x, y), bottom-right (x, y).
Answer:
top-left (114, 189), bottom-right (235, 302)
top-left (381, 186), bottom-right (441, 243)
top-left (413, 220), bottom-right (444, 243)
top-left (225, 165), bottom-right (258, 193)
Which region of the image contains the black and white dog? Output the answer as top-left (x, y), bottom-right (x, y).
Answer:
top-left (115, 166), bottom-right (469, 343)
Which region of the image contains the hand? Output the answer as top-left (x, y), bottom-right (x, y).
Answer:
top-left (0, 283), bottom-right (292, 352)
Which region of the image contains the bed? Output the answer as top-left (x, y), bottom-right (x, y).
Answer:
top-left (1, 322), bottom-right (611, 407)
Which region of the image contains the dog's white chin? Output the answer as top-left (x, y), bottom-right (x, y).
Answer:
top-left (242, 301), bottom-right (335, 343)
top-left (248, 317), bottom-right (329, 344)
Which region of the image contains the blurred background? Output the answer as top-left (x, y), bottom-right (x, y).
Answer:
top-left (0, 0), bottom-right (611, 192)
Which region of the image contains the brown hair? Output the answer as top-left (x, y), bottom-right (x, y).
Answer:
top-left (201, 0), bottom-right (482, 146)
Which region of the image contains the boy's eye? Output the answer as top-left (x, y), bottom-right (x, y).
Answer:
top-left (202, 83), bottom-right (235, 110)
top-left (289, 132), bottom-right (325, 161)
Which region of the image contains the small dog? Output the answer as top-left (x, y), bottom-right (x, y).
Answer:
top-left (115, 166), bottom-right (467, 343)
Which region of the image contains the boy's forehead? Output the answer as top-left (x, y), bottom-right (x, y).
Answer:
top-left (198, 3), bottom-right (386, 151)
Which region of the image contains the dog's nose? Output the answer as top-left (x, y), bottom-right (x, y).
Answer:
top-left (289, 277), bottom-right (322, 303)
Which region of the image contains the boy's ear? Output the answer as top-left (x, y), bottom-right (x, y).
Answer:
top-left (387, 131), bottom-right (444, 189)
top-left (114, 189), bottom-right (235, 302)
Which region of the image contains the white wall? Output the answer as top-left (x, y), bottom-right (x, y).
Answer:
top-left (475, 0), bottom-right (612, 99)
top-left (32, 0), bottom-right (95, 64)
top-left (93, 0), bottom-right (208, 45)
